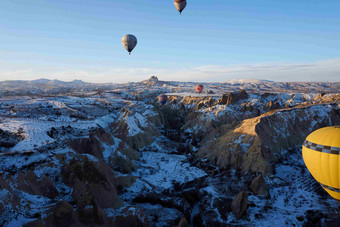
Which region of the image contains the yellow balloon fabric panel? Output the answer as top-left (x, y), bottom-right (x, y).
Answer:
top-left (302, 126), bottom-right (340, 201)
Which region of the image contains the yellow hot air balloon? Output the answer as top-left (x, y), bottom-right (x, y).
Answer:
top-left (302, 126), bottom-right (340, 201)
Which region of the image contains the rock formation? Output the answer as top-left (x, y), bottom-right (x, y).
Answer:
top-left (231, 191), bottom-right (248, 218)
top-left (250, 174), bottom-right (269, 196)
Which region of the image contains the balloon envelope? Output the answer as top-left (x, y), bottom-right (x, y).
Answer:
top-left (122, 34), bottom-right (137, 54)
top-left (302, 126), bottom-right (340, 201)
top-left (196, 84), bottom-right (204, 93)
top-left (174, 0), bottom-right (187, 14)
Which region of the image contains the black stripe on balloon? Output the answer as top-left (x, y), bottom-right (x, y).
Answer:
top-left (303, 140), bottom-right (340, 154)
top-left (319, 182), bottom-right (340, 193)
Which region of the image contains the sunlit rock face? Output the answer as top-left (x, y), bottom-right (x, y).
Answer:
top-left (196, 103), bottom-right (340, 174)
top-left (165, 90), bottom-right (339, 174)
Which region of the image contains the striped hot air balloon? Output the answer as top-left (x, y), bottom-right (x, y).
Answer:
top-left (121, 34), bottom-right (137, 55)
top-left (158, 94), bottom-right (168, 105)
top-left (196, 84), bottom-right (204, 93)
top-left (174, 0), bottom-right (187, 14)
top-left (302, 126), bottom-right (340, 201)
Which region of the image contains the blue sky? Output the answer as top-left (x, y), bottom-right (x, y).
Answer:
top-left (0, 0), bottom-right (339, 82)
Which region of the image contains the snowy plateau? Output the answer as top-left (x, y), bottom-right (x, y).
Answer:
top-left (0, 77), bottom-right (340, 226)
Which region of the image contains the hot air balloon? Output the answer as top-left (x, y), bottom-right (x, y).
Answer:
top-left (174, 0), bottom-right (187, 14)
top-left (122, 34), bottom-right (137, 55)
top-left (158, 94), bottom-right (168, 105)
top-left (196, 84), bottom-right (204, 93)
top-left (302, 126), bottom-right (340, 201)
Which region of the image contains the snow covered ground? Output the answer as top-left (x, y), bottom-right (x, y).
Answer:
top-left (241, 150), bottom-right (337, 226)
top-left (135, 152), bottom-right (206, 191)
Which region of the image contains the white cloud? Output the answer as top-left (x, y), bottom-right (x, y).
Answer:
top-left (162, 58), bottom-right (340, 82)
top-left (0, 58), bottom-right (339, 83)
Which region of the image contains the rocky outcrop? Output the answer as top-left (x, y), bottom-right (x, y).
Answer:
top-left (255, 104), bottom-right (340, 154)
top-left (231, 191), bottom-right (248, 218)
top-left (61, 156), bottom-right (123, 209)
top-left (320, 93), bottom-right (340, 103)
top-left (24, 199), bottom-right (112, 226)
top-left (168, 96), bottom-right (215, 107)
top-left (217, 94), bottom-right (229, 105)
top-left (197, 103), bottom-right (340, 174)
top-left (196, 119), bottom-right (269, 173)
top-left (0, 173), bottom-right (21, 218)
top-left (69, 135), bottom-right (104, 158)
top-left (53, 200), bottom-right (78, 226)
top-left (109, 150), bottom-right (136, 173)
top-left (218, 90), bottom-right (248, 105)
top-left (16, 171), bottom-right (58, 199)
top-left (167, 93), bottom-right (259, 136)
top-left (91, 127), bottom-right (114, 145)
top-left (196, 101), bottom-right (205, 110)
top-left (177, 217), bottom-right (189, 227)
top-left (77, 191), bottom-right (109, 225)
top-left (24, 200), bottom-right (77, 227)
top-left (47, 125), bottom-right (80, 139)
top-left (114, 206), bottom-right (149, 227)
top-left (250, 174), bottom-right (269, 196)
top-left (0, 128), bottom-right (24, 151)
top-left (266, 100), bottom-right (282, 110)
top-left (142, 75), bottom-right (159, 86)
top-left (126, 126), bottom-right (161, 150)
top-left (112, 105), bottom-right (162, 150)
top-left (115, 176), bottom-right (137, 191)
top-left (1, 149), bottom-right (122, 226)
top-left (261, 92), bottom-right (276, 99)
top-left (194, 98), bottom-right (216, 111)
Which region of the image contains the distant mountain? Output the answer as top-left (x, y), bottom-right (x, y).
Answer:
top-left (69, 79), bottom-right (86, 85)
top-left (0, 78), bottom-right (108, 96)
top-left (31, 78), bottom-right (52, 84)
top-left (30, 78), bottom-right (87, 85)
top-left (226, 78), bottom-right (274, 84)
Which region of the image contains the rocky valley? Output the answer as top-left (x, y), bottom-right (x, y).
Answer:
top-left (0, 77), bottom-right (340, 226)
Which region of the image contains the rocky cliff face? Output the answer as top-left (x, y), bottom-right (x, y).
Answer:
top-left (0, 128), bottom-right (24, 152)
top-left (0, 151), bottom-right (124, 226)
top-left (111, 102), bottom-right (162, 149)
top-left (197, 103), bottom-right (340, 174)
top-left (162, 91), bottom-right (340, 175)
top-left (166, 91), bottom-right (339, 138)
